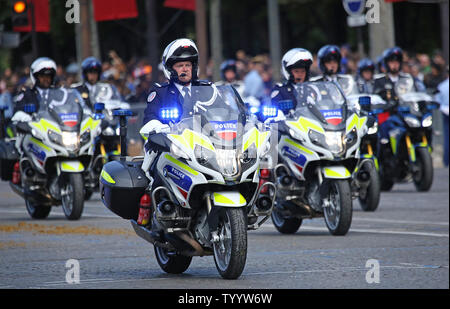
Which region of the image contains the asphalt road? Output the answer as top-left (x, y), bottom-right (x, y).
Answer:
top-left (0, 168), bottom-right (448, 290)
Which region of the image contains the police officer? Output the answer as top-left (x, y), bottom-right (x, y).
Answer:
top-left (311, 45), bottom-right (358, 96)
top-left (270, 48), bottom-right (313, 111)
top-left (140, 38), bottom-right (213, 234)
top-left (71, 57), bottom-right (102, 110)
top-left (356, 58), bottom-right (376, 94)
top-left (215, 59), bottom-right (246, 98)
top-left (142, 38), bottom-right (212, 126)
top-left (13, 57), bottom-right (57, 114)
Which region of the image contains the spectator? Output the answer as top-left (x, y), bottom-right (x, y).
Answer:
top-left (434, 67), bottom-right (449, 167)
top-left (243, 56), bottom-right (266, 100)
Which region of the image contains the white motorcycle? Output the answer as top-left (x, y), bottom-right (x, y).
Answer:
top-left (100, 85), bottom-right (276, 279)
top-left (271, 81), bottom-right (368, 235)
top-left (11, 88), bottom-right (101, 220)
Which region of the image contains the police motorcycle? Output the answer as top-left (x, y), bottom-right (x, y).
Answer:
top-left (8, 88), bottom-right (101, 220)
top-left (377, 76), bottom-right (439, 192)
top-left (87, 83), bottom-right (131, 197)
top-left (345, 92), bottom-right (386, 212)
top-left (270, 81), bottom-right (369, 235)
top-left (99, 85), bottom-right (275, 279)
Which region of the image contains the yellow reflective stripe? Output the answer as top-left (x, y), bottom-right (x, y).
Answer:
top-left (61, 161), bottom-right (84, 172)
top-left (82, 118), bottom-right (93, 132)
top-left (101, 169), bottom-right (116, 184)
top-left (169, 133), bottom-right (190, 149)
top-left (347, 114), bottom-right (359, 132)
top-left (164, 154), bottom-right (199, 176)
top-left (30, 122), bottom-right (44, 133)
top-left (6, 127), bottom-right (14, 138)
top-left (284, 138), bottom-right (314, 155)
top-left (213, 193), bottom-right (246, 206)
top-left (324, 167), bottom-right (351, 178)
top-left (243, 128), bottom-right (269, 151)
top-left (299, 117), bottom-right (325, 134)
top-left (30, 137), bottom-right (51, 152)
top-left (40, 119), bottom-right (61, 133)
top-left (183, 129), bottom-right (214, 151)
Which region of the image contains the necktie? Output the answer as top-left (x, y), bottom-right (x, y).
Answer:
top-left (182, 86), bottom-right (191, 101)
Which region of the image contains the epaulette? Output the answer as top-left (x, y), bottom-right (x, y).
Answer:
top-left (309, 76), bottom-right (323, 82)
top-left (70, 82), bottom-right (83, 88)
top-left (197, 80), bottom-right (212, 86)
top-left (155, 82), bottom-right (169, 88)
top-left (373, 73), bottom-right (385, 80)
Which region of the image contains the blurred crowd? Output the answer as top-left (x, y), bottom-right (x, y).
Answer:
top-left (1, 44), bottom-right (449, 109)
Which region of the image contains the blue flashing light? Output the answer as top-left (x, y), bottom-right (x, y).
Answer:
top-left (159, 107), bottom-right (180, 122)
top-left (23, 104), bottom-right (36, 113)
top-left (113, 109), bottom-right (133, 117)
top-left (262, 105), bottom-right (278, 118)
top-left (94, 103), bottom-right (105, 112)
top-left (277, 100), bottom-right (294, 112)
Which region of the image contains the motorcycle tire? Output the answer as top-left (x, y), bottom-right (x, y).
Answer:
top-left (25, 200), bottom-right (51, 219)
top-left (323, 180), bottom-right (353, 236)
top-left (271, 207), bottom-right (302, 234)
top-left (61, 173), bottom-right (85, 220)
top-left (154, 246), bottom-right (192, 274)
top-left (413, 147), bottom-right (433, 192)
top-left (359, 166), bottom-right (381, 212)
top-left (213, 207), bottom-right (247, 279)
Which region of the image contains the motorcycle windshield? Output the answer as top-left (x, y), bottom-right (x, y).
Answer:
top-left (43, 88), bottom-right (83, 132)
top-left (292, 81), bottom-right (348, 131)
top-left (91, 83), bottom-right (128, 124)
top-left (168, 85), bottom-right (250, 178)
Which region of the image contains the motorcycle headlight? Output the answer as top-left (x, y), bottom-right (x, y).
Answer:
top-left (48, 130), bottom-right (62, 146)
top-left (194, 145), bottom-right (216, 166)
top-left (80, 129), bottom-right (91, 146)
top-left (422, 115), bottom-right (433, 128)
top-left (102, 127), bottom-right (115, 136)
top-left (404, 116), bottom-right (421, 128)
top-left (216, 149), bottom-right (238, 177)
top-left (325, 131), bottom-right (344, 155)
top-left (368, 122), bottom-right (378, 135)
top-left (240, 143), bottom-right (257, 167)
top-left (62, 131), bottom-right (80, 151)
top-left (308, 130), bottom-right (326, 148)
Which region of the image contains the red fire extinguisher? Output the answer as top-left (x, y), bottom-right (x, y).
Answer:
top-left (137, 193), bottom-right (151, 226)
top-left (12, 162), bottom-right (21, 185)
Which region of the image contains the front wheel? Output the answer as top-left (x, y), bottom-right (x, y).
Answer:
top-left (359, 166), bottom-right (381, 212)
top-left (323, 180), bottom-right (352, 236)
top-left (213, 207), bottom-right (247, 279)
top-left (154, 246), bottom-right (192, 274)
top-left (25, 200), bottom-right (51, 219)
top-left (61, 173), bottom-right (85, 220)
top-left (413, 147), bottom-right (433, 192)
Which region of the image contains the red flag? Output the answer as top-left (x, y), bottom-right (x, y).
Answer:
top-left (93, 0), bottom-right (138, 22)
top-left (164, 0), bottom-right (196, 11)
top-left (13, 0), bottom-right (50, 33)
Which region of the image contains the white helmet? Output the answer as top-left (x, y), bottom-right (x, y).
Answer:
top-left (162, 38), bottom-right (199, 82)
top-left (30, 57), bottom-right (57, 87)
top-left (281, 48), bottom-right (313, 82)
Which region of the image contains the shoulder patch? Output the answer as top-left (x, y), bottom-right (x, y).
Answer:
top-left (147, 91), bottom-right (157, 103)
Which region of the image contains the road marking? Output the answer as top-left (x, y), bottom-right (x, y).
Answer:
top-left (260, 224), bottom-right (449, 238)
top-left (0, 209), bottom-right (117, 219)
top-left (353, 217), bottom-right (449, 226)
top-left (40, 277), bottom-right (172, 287)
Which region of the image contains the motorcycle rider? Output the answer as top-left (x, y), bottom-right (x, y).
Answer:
top-left (71, 57), bottom-right (103, 110)
top-left (355, 58), bottom-right (376, 94)
top-left (141, 38), bottom-right (213, 234)
top-left (215, 59), bottom-right (246, 98)
top-left (13, 57), bottom-right (58, 114)
top-left (270, 48), bottom-right (313, 110)
top-left (311, 45), bottom-right (358, 96)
